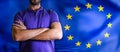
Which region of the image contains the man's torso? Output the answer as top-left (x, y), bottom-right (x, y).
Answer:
top-left (17, 7), bottom-right (55, 52)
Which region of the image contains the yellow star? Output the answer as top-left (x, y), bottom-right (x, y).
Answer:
top-left (67, 35), bottom-right (73, 40)
top-left (96, 40), bottom-right (102, 46)
top-left (85, 3), bottom-right (92, 9)
top-left (86, 43), bottom-right (92, 48)
top-left (107, 13), bottom-right (112, 19)
top-left (64, 24), bottom-right (70, 30)
top-left (98, 5), bottom-right (104, 12)
top-left (74, 5), bottom-right (80, 12)
top-left (75, 41), bottom-right (81, 46)
top-left (104, 32), bottom-right (110, 38)
top-left (66, 14), bottom-right (72, 20)
top-left (107, 22), bottom-right (112, 28)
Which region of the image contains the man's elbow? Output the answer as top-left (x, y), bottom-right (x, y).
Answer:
top-left (12, 31), bottom-right (25, 41)
top-left (13, 37), bottom-right (21, 41)
top-left (57, 31), bottom-right (63, 40)
top-left (12, 33), bottom-right (23, 41)
top-left (58, 34), bottom-right (63, 40)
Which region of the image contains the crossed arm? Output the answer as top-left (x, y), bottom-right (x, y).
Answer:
top-left (12, 20), bottom-right (63, 41)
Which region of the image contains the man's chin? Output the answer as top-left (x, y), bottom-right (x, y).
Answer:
top-left (30, 0), bottom-right (40, 5)
top-left (31, 3), bottom-right (40, 5)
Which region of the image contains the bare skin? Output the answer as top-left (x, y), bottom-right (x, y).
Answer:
top-left (12, 3), bottom-right (63, 41)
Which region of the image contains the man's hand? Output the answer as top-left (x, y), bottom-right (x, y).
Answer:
top-left (13, 20), bottom-right (49, 32)
top-left (13, 20), bottom-right (26, 29)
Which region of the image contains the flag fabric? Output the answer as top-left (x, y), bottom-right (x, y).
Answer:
top-left (0, 0), bottom-right (120, 52)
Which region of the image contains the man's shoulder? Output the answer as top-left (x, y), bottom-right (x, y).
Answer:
top-left (15, 9), bottom-right (28, 16)
top-left (45, 9), bottom-right (57, 15)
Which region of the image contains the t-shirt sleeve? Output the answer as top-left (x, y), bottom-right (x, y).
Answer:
top-left (13, 12), bottom-right (23, 25)
top-left (49, 10), bottom-right (59, 23)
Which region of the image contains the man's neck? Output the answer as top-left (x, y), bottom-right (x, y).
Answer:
top-left (30, 4), bottom-right (41, 11)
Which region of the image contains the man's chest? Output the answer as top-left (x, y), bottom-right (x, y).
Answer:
top-left (23, 12), bottom-right (51, 29)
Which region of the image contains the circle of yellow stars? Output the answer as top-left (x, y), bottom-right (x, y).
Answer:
top-left (64, 2), bottom-right (112, 49)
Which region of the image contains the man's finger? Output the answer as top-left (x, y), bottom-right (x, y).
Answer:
top-left (18, 20), bottom-right (24, 25)
top-left (13, 24), bottom-right (23, 28)
top-left (16, 20), bottom-right (24, 26)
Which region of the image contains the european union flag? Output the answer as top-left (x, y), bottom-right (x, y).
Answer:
top-left (0, 0), bottom-right (120, 52)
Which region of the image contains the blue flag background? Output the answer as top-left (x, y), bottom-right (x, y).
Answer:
top-left (0, 0), bottom-right (120, 52)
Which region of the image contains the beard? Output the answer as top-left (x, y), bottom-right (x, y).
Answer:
top-left (29, 0), bottom-right (40, 5)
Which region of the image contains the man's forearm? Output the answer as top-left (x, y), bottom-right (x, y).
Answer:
top-left (12, 26), bottom-right (48, 41)
top-left (31, 28), bottom-right (62, 40)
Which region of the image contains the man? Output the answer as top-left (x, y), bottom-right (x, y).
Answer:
top-left (12, 0), bottom-right (63, 52)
